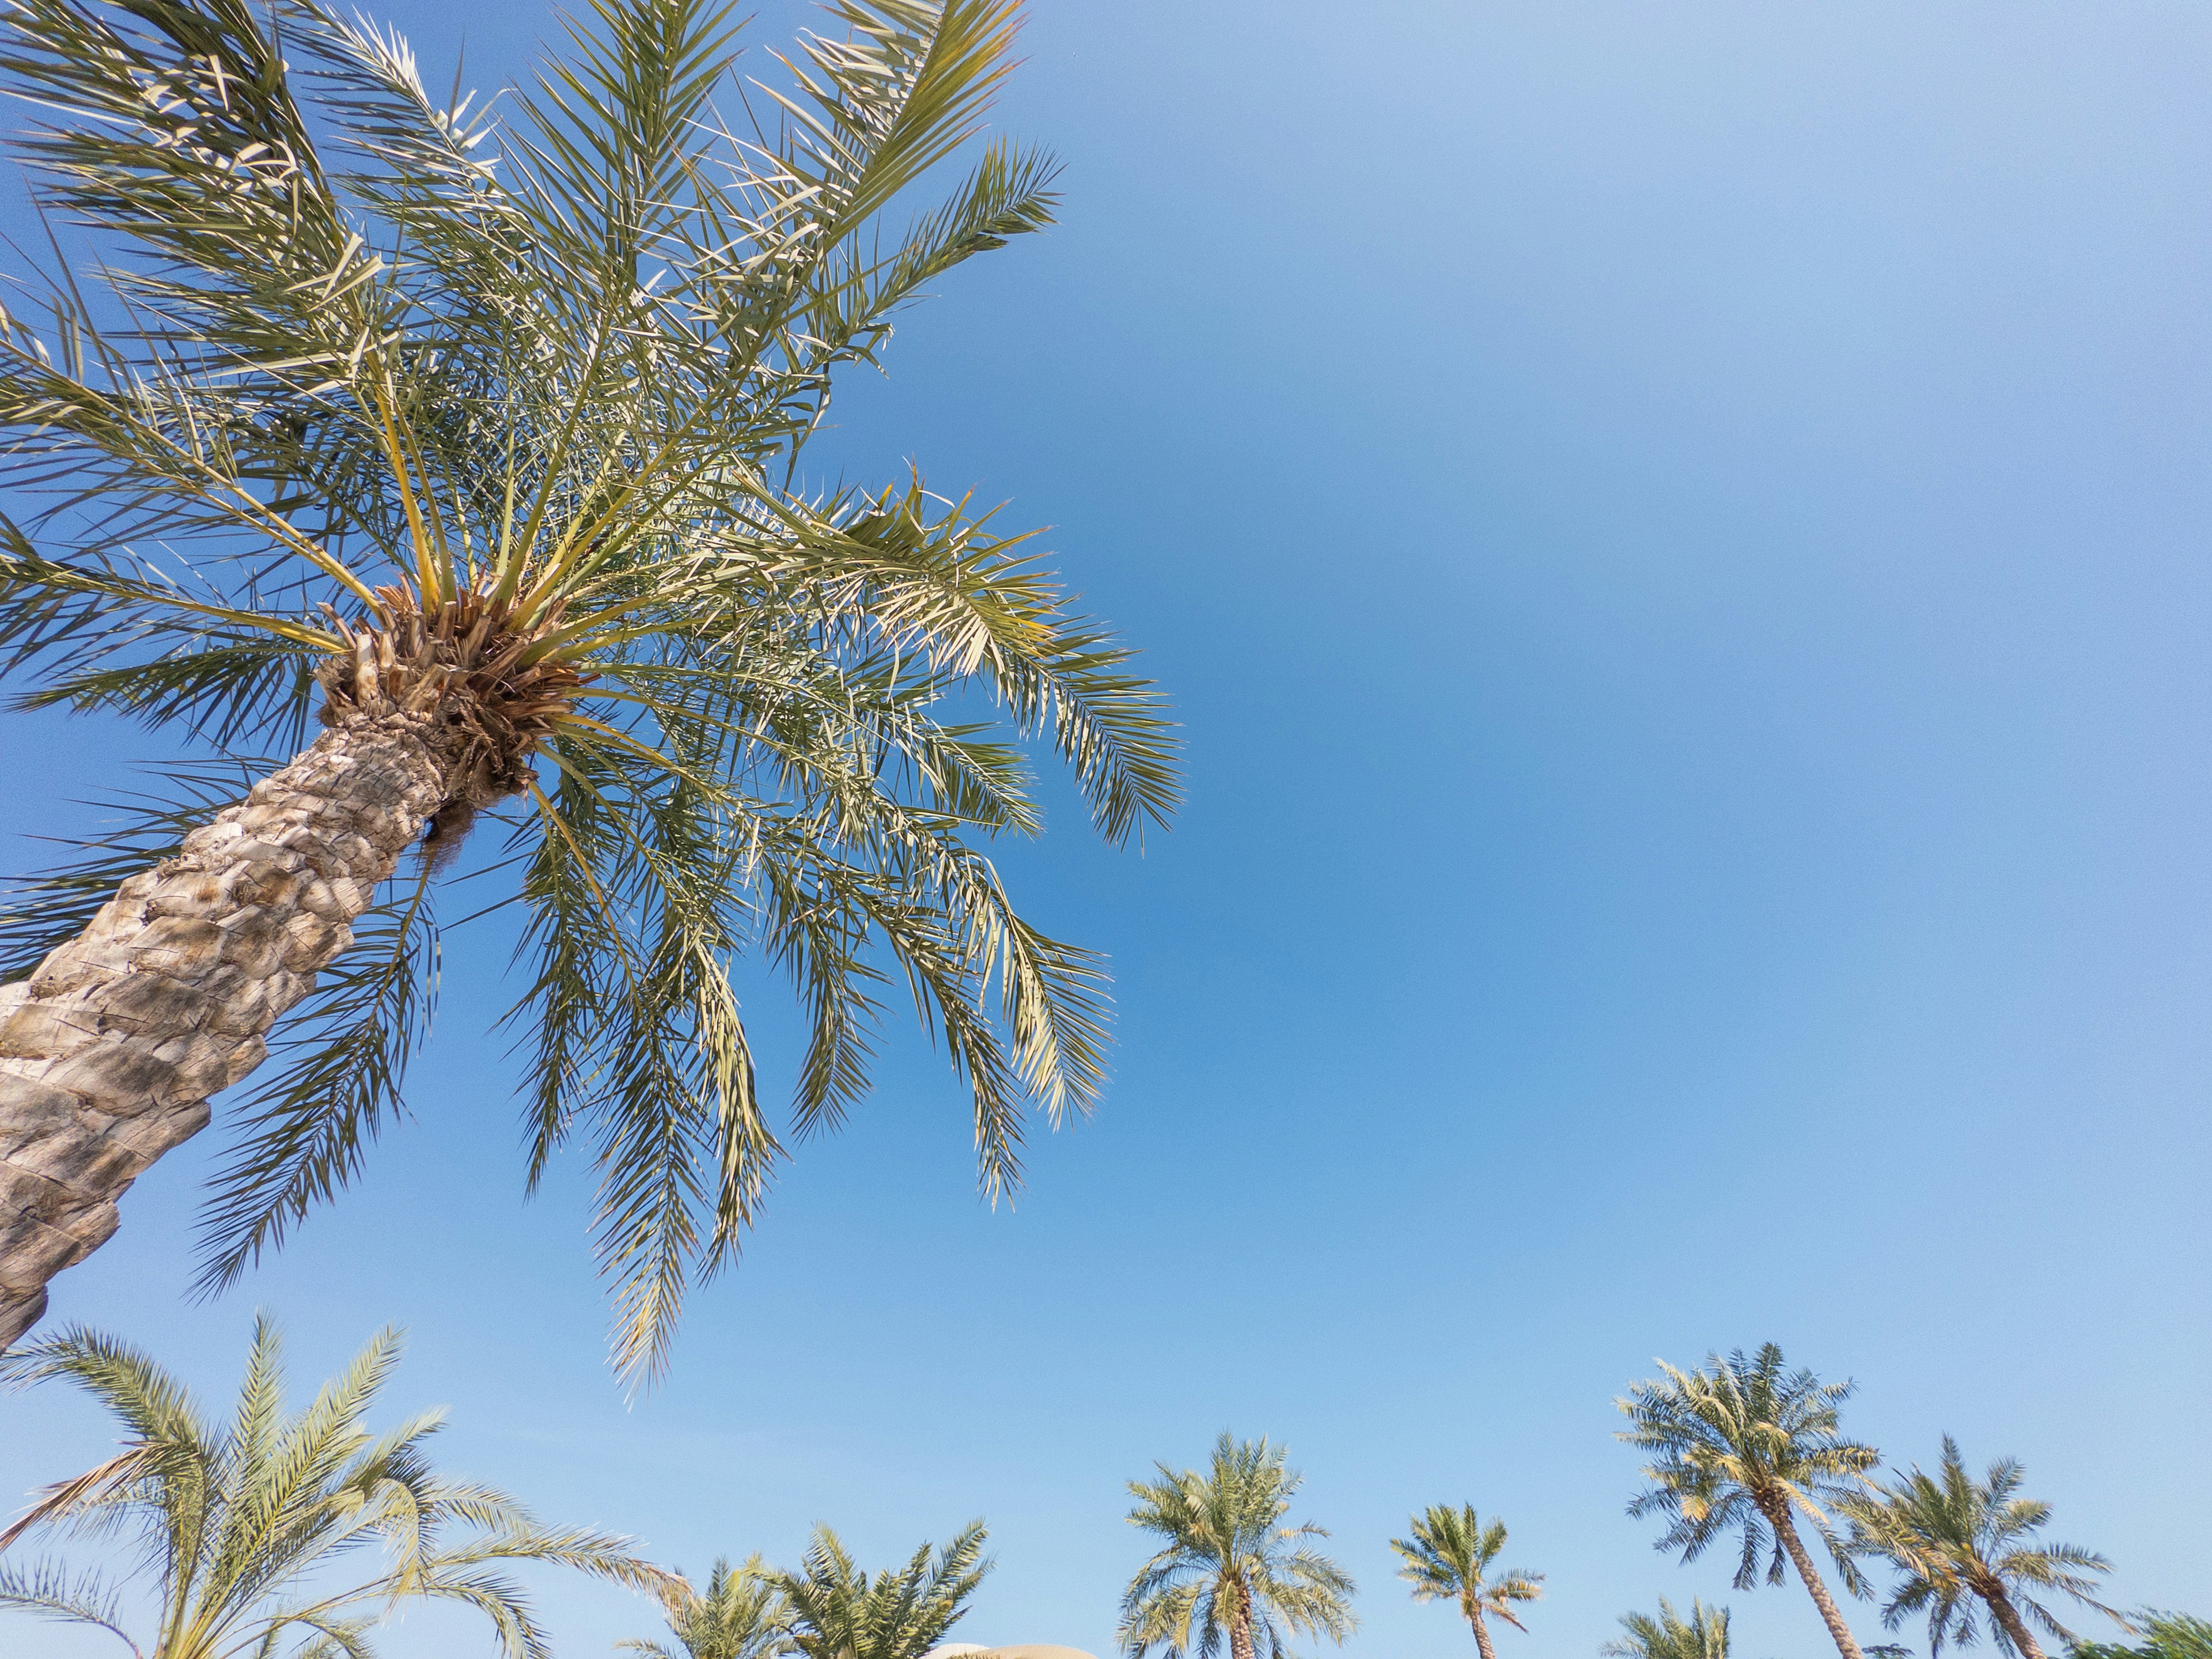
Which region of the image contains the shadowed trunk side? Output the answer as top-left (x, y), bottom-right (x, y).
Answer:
top-left (0, 712), bottom-right (446, 1344)
top-left (1980, 1581), bottom-right (2050, 1659)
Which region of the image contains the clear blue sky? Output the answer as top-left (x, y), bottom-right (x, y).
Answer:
top-left (5, 3), bottom-right (2209, 1658)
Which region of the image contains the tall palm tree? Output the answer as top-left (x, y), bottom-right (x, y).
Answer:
top-left (0, 1315), bottom-right (671, 1657)
top-left (776, 1522), bottom-right (990, 1659)
top-left (0, 0), bottom-right (1176, 1380)
top-left (1617, 1343), bottom-right (1877, 1659)
top-left (1119, 1433), bottom-right (1358, 1659)
top-left (1389, 1502), bottom-right (1543, 1659)
top-left (1841, 1436), bottom-right (2124, 1659)
top-left (1604, 1598), bottom-right (1733, 1659)
top-left (628, 1553), bottom-right (793, 1659)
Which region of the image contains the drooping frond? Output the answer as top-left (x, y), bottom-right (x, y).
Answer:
top-left (1, 1318), bottom-right (677, 1657)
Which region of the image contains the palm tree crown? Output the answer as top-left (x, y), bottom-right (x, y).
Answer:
top-left (775, 1522), bottom-right (990, 1659)
top-left (1618, 1343), bottom-right (1877, 1659)
top-left (1119, 1433), bottom-right (1357, 1659)
top-left (1842, 1435), bottom-right (2123, 1659)
top-left (0, 0), bottom-right (1176, 1382)
top-left (0, 1315), bottom-right (671, 1658)
top-left (1604, 1598), bottom-right (1733, 1659)
top-left (627, 1552), bottom-right (793, 1659)
top-left (1389, 1502), bottom-right (1543, 1659)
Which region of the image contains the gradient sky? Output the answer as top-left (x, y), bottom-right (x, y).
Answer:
top-left (4, 3), bottom-right (2210, 1658)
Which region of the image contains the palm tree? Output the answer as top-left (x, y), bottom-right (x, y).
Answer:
top-left (1617, 1343), bottom-right (1877, 1659)
top-left (1389, 1502), bottom-right (1543, 1659)
top-left (627, 1552), bottom-right (793, 1659)
top-left (1841, 1436), bottom-right (2124, 1659)
top-left (776, 1522), bottom-right (990, 1659)
top-left (2073, 1613), bottom-right (2212, 1659)
top-left (1119, 1433), bottom-right (1357, 1659)
top-left (0, 1315), bottom-right (671, 1657)
top-left (0, 0), bottom-right (1177, 1381)
top-left (1604, 1598), bottom-right (1733, 1659)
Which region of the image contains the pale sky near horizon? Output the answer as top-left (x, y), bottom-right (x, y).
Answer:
top-left (3, 4), bottom-right (2210, 1659)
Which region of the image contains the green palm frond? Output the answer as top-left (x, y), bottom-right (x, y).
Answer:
top-left (777, 1522), bottom-right (989, 1659)
top-left (1617, 1344), bottom-right (1876, 1594)
top-left (1843, 1437), bottom-right (2124, 1659)
top-left (0, 1560), bottom-right (141, 1655)
top-left (1391, 1502), bottom-right (1543, 1640)
top-left (634, 1551), bottom-right (793, 1659)
top-left (0, 0), bottom-right (1176, 1387)
top-left (0, 1317), bottom-right (677, 1658)
top-left (1120, 1434), bottom-right (1357, 1659)
top-left (1604, 1598), bottom-right (1732, 1659)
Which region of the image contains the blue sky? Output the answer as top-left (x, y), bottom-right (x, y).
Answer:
top-left (5, 3), bottom-right (2210, 1658)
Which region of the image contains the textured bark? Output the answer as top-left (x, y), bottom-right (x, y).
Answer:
top-left (0, 711), bottom-right (447, 1345)
top-left (1770, 1505), bottom-right (1866, 1659)
top-left (1467, 1607), bottom-right (1498, 1659)
top-left (1982, 1583), bottom-right (2049, 1659)
top-left (1228, 1582), bottom-right (1257, 1659)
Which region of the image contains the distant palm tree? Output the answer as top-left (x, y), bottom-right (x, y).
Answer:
top-left (1605, 1598), bottom-right (1734, 1659)
top-left (1120, 1433), bottom-right (1357, 1659)
top-left (627, 1552), bottom-right (792, 1659)
top-left (1389, 1502), bottom-right (1544, 1659)
top-left (1618, 1343), bottom-right (1877, 1659)
top-left (1842, 1436), bottom-right (2124, 1659)
top-left (777, 1522), bottom-right (990, 1659)
top-left (0, 0), bottom-right (1177, 1384)
top-left (2073, 1612), bottom-right (2212, 1659)
top-left (0, 1316), bottom-right (670, 1657)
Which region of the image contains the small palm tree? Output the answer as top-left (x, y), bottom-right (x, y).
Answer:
top-left (627, 1552), bottom-right (792, 1659)
top-left (1604, 1598), bottom-right (1733, 1659)
top-left (0, 1315), bottom-right (671, 1657)
top-left (1842, 1436), bottom-right (2124, 1659)
top-left (1618, 1343), bottom-right (1877, 1659)
top-left (1389, 1502), bottom-right (1543, 1659)
top-left (777, 1522), bottom-right (990, 1659)
top-left (1119, 1433), bottom-right (1357, 1659)
top-left (0, 0), bottom-right (1177, 1383)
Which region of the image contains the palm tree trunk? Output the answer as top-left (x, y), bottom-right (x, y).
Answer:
top-left (1229, 1585), bottom-right (1258, 1659)
top-left (1981, 1584), bottom-right (2049, 1659)
top-left (1468, 1609), bottom-right (1498, 1659)
top-left (0, 711), bottom-right (447, 1344)
top-left (1770, 1506), bottom-right (1866, 1659)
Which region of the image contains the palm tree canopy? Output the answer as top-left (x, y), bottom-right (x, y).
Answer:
top-left (775, 1521), bottom-right (990, 1659)
top-left (0, 1315), bottom-right (672, 1659)
top-left (1118, 1433), bottom-right (1357, 1659)
top-left (0, 0), bottom-right (1176, 1384)
top-left (1616, 1342), bottom-right (1877, 1593)
top-left (1603, 1597), bottom-right (1733, 1659)
top-left (2074, 1613), bottom-right (2212, 1659)
top-left (1389, 1503), bottom-right (1543, 1634)
top-left (1842, 1435), bottom-right (2122, 1658)
top-left (627, 1552), bottom-right (793, 1659)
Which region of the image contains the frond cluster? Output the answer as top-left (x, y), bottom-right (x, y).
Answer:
top-left (627, 1552), bottom-right (796, 1659)
top-left (1603, 1597), bottom-right (1733, 1659)
top-left (1119, 1434), bottom-right (1358, 1659)
top-left (1842, 1437), bottom-right (2120, 1659)
top-left (1389, 1502), bottom-right (1543, 1635)
top-left (776, 1521), bottom-right (991, 1659)
top-left (0, 1317), bottom-right (673, 1658)
top-left (0, 0), bottom-right (1177, 1384)
top-left (1616, 1343), bottom-right (1876, 1594)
